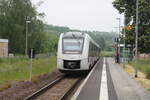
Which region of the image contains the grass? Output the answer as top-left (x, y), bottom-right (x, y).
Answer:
top-left (101, 51), bottom-right (114, 57)
top-left (120, 64), bottom-right (150, 92)
top-left (0, 56), bottom-right (56, 85)
top-left (129, 59), bottom-right (150, 79)
top-left (122, 59), bottom-right (150, 92)
top-left (147, 88), bottom-right (150, 91)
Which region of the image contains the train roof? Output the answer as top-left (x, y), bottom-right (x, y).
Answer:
top-left (61, 32), bottom-right (101, 48)
top-left (62, 32), bottom-right (85, 38)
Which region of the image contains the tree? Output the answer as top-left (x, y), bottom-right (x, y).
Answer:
top-left (0, 0), bottom-right (46, 54)
top-left (87, 31), bottom-right (116, 51)
top-left (113, 0), bottom-right (150, 53)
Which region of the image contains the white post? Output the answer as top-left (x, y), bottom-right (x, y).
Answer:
top-left (123, 12), bottom-right (126, 68)
top-left (29, 49), bottom-right (33, 81)
top-left (120, 6), bottom-right (126, 67)
top-left (118, 18), bottom-right (121, 62)
top-left (25, 20), bottom-right (31, 57)
top-left (25, 22), bottom-right (28, 57)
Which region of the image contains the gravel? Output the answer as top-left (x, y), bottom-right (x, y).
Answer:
top-left (33, 78), bottom-right (78, 100)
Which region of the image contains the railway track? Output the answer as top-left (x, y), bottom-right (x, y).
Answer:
top-left (24, 58), bottom-right (100, 100)
top-left (24, 75), bottom-right (83, 100)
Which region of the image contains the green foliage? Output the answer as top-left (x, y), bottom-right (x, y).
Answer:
top-left (129, 59), bottom-right (150, 79)
top-left (145, 68), bottom-right (150, 79)
top-left (87, 31), bottom-right (117, 51)
top-left (113, 0), bottom-right (150, 53)
top-left (0, 0), bottom-right (59, 54)
top-left (44, 24), bottom-right (70, 34)
top-left (0, 0), bottom-right (50, 54)
top-left (147, 88), bottom-right (150, 92)
top-left (40, 33), bottom-right (58, 53)
top-left (0, 0), bottom-right (117, 54)
top-left (0, 56), bottom-right (56, 84)
top-left (44, 25), bottom-right (116, 51)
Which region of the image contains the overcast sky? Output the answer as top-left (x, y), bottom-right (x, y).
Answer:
top-left (31, 0), bottom-right (123, 32)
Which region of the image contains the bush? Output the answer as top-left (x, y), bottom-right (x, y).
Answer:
top-left (0, 56), bottom-right (56, 85)
top-left (145, 68), bottom-right (150, 79)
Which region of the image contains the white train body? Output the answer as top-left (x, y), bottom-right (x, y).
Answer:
top-left (57, 32), bottom-right (101, 73)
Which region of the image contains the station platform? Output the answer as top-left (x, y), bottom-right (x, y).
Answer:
top-left (71, 58), bottom-right (150, 100)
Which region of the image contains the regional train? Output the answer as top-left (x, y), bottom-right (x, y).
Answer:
top-left (57, 32), bottom-right (101, 73)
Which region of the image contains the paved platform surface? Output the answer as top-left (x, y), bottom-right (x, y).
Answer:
top-left (71, 58), bottom-right (150, 100)
top-left (108, 58), bottom-right (150, 100)
top-left (75, 59), bottom-right (103, 100)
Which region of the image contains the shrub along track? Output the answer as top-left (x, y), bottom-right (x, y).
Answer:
top-left (24, 75), bottom-right (84, 100)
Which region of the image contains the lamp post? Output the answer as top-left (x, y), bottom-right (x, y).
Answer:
top-left (25, 20), bottom-right (31, 57)
top-left (114, 27), bottom-right (119, 63)
top-left (135, 0), bottom-right (139, 78)
top-left (123, 22), bottom-right (126, 68)
top-left (116, 18), bottom-right (121, 63)
top-left (120, 7), bottom-right (126, 68)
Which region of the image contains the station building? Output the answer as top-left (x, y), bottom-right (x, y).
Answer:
top-left (0, 39), bottom-right (8, 57)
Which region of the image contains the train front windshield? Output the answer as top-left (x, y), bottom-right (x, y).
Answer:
top-left (62, 38), bottom-right (84, 53)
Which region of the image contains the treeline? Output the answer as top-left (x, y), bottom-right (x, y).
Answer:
top-left (44, 25), bottom-right (70, 34)
top-left (87, 31), bottom-right (116, 51)
top-left (0, 0), bottom-right (59, 54)
top-left (113, 0), bottom-right (150, 53)
top-left (45, 25), bottom-right (116, 51)
top-left (0, 0), bottom-right (115, 55)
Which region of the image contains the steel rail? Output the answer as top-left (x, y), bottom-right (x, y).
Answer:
top-left (24, 75), bottom-right (65, 100)
top-left (59, 59), bottom-right (100, 100)
top-left (59, 77), bottom-right (83, 100)
top-left (24, 58), bottom-right (100, 100)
